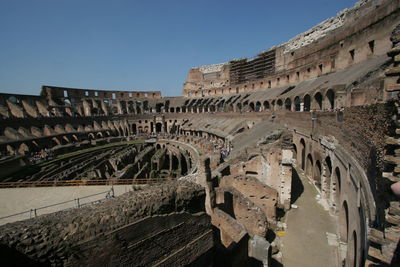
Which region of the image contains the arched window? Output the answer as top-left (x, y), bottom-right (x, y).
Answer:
top-left (255, 101), bottom-right (261, 112)
top-left (326, 89), bottom-right (335, 109)
top-left (314, 92), bottom-right (323, 110)
top-left (300, 139), bottom-right (306, 170)
top-left (303, 94), bottom-right (311, 111)
top-left (284, 98), bottom-right (292, 111)
top-left (294, 96), bottom-right (301, 111)
top-left (263, 101), bottom-right (270, 111)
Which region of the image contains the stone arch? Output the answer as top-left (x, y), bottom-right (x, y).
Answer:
top-left (136, 104), bottom-right (142, 114)
top-left (132, 124), bottom-right (137, 134)
top-left (72, 134), bottom-right (79, 142)
top-left (236, 103), bottom-right (242, 112)
top-left (306, 153), bottom-right (313, 178)
top-left (294, 96), bottom-right (301, 111)
top-left (314, 160), bottom-right (322, 189)
top-left (62, 135), bottom-right (70, 144)
top-left (18, 143), bottom-right (29, 155)
top-left (30, 141), bottom-right (40, 153)
top-left (326, 89), bottom-right (335, 109)
top-left (170, 107), bottom-right (175, 113)
top-left (263, 100), bottom-right (270, 111)
top-left (155, 122), bottom-right (162, 133)
top-left (300, 138), bottom-right (306, 170)
top-left (249, 102), bottom-right (255, 112)
top-left (181, 154), bottom-right (188, 174)
top-left (293, 143), bottom-right (297, 161)
top-left (284, 98), bottom-right (292, 111)
top-left (303, 94), bottom-right (311, 111)
top-left (176, 107), bottom-right (181, 113)
top-left (276, 99), bottom-right (283, 110)
top-left (314, 92), bottom-right (323, 110)
top-left (52, 137), bottom-right (61, 146)
top-left (88, 133), bottom-right (95, 140)
top-left (6, 145), bottom-right (16, 155)
top-left (156, 103), bottom-right (164, 113)
top-left (339, 201), bottom-right (349, 243)
top-left (323, 156), bottom-right (333, 199)
top-left (332, 167), bottom-right (342, 211)
top-left (255, 101), bottom-right (262, 112)
top-left (348, 231), bottom-right (358, 267)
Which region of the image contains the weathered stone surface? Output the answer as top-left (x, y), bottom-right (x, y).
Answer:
top-left (0, 181), bottom-right (206, 266)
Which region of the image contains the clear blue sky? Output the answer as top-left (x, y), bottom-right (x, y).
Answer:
top-left (0, 0), bottom-right (357, 96)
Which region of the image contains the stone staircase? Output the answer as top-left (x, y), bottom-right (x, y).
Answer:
top-left (366, 31), bottom-right (400, 266)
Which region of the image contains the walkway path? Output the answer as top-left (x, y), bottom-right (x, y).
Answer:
top-left (0, 184), bottom-right (134, 225)
top-left (280, 168), bottom-right (338, 267)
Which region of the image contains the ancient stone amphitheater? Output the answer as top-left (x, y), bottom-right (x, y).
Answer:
top-left (0, 0), bottom-right (400, 266)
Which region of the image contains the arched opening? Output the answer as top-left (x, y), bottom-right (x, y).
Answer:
top-left (72, 135), bottom-right (79, 142)
top-left (236, 103), bottom-right (242, 112)
top-left (293, 144), bottom-right (297, 161)
top-left (284, 98), bottom-right (292, 111)
top-left (52, 137), bottom-right (61, 147)
top-left (132, 124), bottom-right (137, 134)
top-left (306, 154), bottom-right (313, 178)
top-left (324, 156), bottom-right (332, 198)
top-left (249, 102), bottom-right (255, 112)
top-left (263, 101), bottom-right (270, 111)
top-left (171, 155), bottom-right (179, 174)
top-left (333, 167), bottom-right (341, 211)
top-left (155, 103), bottom-right (164, 113)
top-left (294, 96), bottom-right (301, 111)
top-left (255, 101), bottom-right (261, 112)
top-left (181, 154), bottom-right (188, 174)
top-left (314, 92), bottom-right (323, 110)
top-left (348, 231), bottom-right (358, 267)
top-left (155, 122), bottom-right (162, 133)
top-left (314, 160), bottom-right (322, 189)
top-left (326, 89), bottom-right (335, 109)
top-left (300, 139), bottom-right (306, 170)
top-left (176, 107), bottom-right (181, 113)
top-left (170, 107), bottom-right (175, 113)
top-left (303, 94), bottom-right (311, 111)
top-left (339, 201), bottom-right (349, 243)
top-left (277, 99), bottom-right (283, 110)
top-left (18, 143), bottom-right (29, 155)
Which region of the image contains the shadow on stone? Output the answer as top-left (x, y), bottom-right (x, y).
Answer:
top-left (290, 167), bottom-right (304, 204)
top-left (0, 245), bottom-right (44, 267)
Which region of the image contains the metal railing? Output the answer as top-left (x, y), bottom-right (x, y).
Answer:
top-left (0, 188), bottom-right (115, 222)
top-left (0, 178), bottom-right (173, 188)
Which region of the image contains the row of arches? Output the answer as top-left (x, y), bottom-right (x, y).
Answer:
top-left (246, 90), bottom-right (335, 113)
top-left (294, 135), bottom-right (368, 266)
top-left (129, 119), bottom-right (180, 135)
top-left (155, 89), bottom-right (338, 115)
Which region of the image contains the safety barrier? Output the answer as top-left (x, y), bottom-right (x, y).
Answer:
top-left (0, 178), bottom-right (173, 188)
